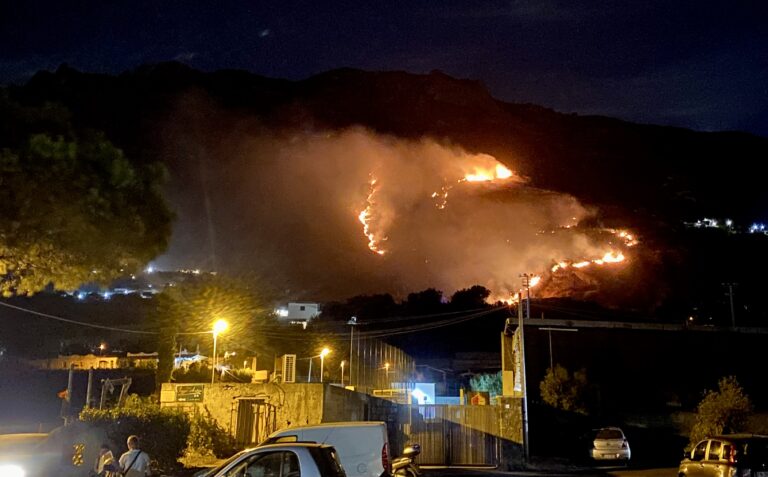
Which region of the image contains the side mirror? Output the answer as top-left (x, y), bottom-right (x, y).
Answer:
top-left (402, 444), bottom-right (421, 458)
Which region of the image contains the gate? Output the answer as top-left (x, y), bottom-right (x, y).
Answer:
top-left (232, 398), bottom-right (277, 447)
top-left (403, 405), bottom-right (499, 466)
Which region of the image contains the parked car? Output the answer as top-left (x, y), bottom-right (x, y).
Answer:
top-left (679, 434), bottom-right (768, 477)
top-left (195, 443), bottom-right (346, 477)
top-left (261, 422), bottom-right (390, 477)
top-left (0, 433), bottom-right (61, 477)
top-left (589, 427), bottom-right (631, 462)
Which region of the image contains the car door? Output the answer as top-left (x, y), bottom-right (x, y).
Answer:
top-left (683, 440), bottom-right (710, 477)
top-left (221, 451), bottom-right (300, 477)
top-left (702, 439), bottom-right (724, 477)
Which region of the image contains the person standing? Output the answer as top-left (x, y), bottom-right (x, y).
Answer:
top-left (119, 435), bottom-right (151, 477)
top-left (91, 443), bottom-right (117, 477)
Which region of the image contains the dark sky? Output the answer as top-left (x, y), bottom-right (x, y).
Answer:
top-left (2, 0), bottom-right (767, 136)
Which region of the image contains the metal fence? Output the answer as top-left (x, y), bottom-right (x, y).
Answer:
top-left (397, 405), bottom-right (500, 466)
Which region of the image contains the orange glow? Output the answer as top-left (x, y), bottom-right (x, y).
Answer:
top-left (358, 176), bottom-right (387, 255)
top-left (572, 261), bottom-right (591, 268)
top-left (463, 163), bottom-right (515, 182)
top-left (529, 276), bottom-right (541, 287)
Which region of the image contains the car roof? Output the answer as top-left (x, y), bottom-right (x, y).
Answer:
top-left (710, 434), bottom-right (768, 441)
top-left (248, 442), bottom-right (336, 451)
top-left (275, 421), bottom-right (385, 430)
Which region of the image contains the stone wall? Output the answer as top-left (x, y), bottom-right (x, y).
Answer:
top-left (160, 382), bottom-right (326, 434)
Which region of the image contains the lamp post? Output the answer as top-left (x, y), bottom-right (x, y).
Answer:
top-left (539, 327), bottom-right (578, 370)
top-left (307, 348), bottom-right (331, 383)
top-left (320, 348), bottom-right (330, 383)
top-left (340, 360), bottom-right (346, 387)
top-left (347, 316), bottom-right (358, 386)
top-left (211, 319), bottom-right (228, 384)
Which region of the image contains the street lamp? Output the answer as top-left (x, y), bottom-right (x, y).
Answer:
top-left (347, 316), bottom-right (358, 386)
top-left (320, 348), bottom-right (330, 383)
top-left (211, 319), bottom-right (228, 384)
top-left (539, 327), bottom-right (578, 371)
top-left (307, 347), bottom-right (331, 383)
top-left (340, 360), bottom-right (346, 386)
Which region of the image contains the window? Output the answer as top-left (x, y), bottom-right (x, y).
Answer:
top-left (692, 440), bottom-right (708, 461)
top-left (595, 429), bottom-right (624, 440)
top-left (300, 306), bottom-right (306, 311)
top-left (223, 451), bottom-right (298, 477)
top-left (708, 440), bottom-right (722, 460)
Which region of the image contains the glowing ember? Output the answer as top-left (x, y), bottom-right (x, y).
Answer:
top-left (572, 261), bottom-right (591, 268)
top-left (358, 176), bottom-right (387, 255)
top-left (463, 163), bottom-right (515, 182)
top-left (529, 275), bottom-right (541, 287)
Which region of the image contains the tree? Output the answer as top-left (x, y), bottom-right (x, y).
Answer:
top-left (450, 285), bottom-right (491, 310)
top-left (689, 376), bottom-right (752, 446)
top-left (404, 288), bottom-right (445, 315)
top-left (151, 274), bottom-right (276, 390)
top-left (0, 96), bottom-right (172, 296)
top-left (469, 371), bottom-right (502, 399)
top-left (539, 364), bottom-right (590, 414)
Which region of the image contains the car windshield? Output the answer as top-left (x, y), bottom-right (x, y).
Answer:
top-left (595, 429), bottom-right (624, 440)
top-left (193, 449), bottom-right (249, 477)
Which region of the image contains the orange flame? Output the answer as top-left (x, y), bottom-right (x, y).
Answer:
top-left (358, 176), bottom-right (387, 255)
top-left (462, 164), bottom-right (515, 182)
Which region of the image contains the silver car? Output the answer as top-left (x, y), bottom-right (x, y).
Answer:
top-left (679, 434), bottom-right (768, 477)
top-left (590, 427), bottom-right (631, 462)
top-left (198, 443), bottom-right (347, 477)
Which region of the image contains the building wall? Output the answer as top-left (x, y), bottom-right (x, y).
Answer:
top-left (160, 382), bottom-right (326, 433)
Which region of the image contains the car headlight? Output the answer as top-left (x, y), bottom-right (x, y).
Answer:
top-left (0, 464), bottom-right (25, 477)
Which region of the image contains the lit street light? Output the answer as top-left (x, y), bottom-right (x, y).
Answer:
top-left (307, 347), bottom-right (331, 383)
top-left (211, 319), bottom-right (228, 384)
top-left (340, 360), bottom-right (346, 386)
top-left (320, 348), bottom-right (330, 383)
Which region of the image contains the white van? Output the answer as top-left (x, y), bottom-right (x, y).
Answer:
top-left (261, 421), bottom-right (391, 477)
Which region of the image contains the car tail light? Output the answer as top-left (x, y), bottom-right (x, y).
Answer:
top-left (382, 442), bottom-right (390, 473)
top-left (728, 446), bottom-right (736, 464)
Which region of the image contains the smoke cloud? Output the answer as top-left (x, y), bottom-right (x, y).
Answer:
top-left (156, 101), bottom-right (617, 301)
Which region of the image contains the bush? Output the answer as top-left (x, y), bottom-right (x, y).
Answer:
top-left (539, 364), bottom-right (590, 414)
top-left (188, 413), bottom-right (238, 458)
top-left (689, 376), bottom-right (752, 446)
top-left (80, 395), bottom-right (190, 474)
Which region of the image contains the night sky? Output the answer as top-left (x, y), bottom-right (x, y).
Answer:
top-left (2, 0), bottom-right (767, 137)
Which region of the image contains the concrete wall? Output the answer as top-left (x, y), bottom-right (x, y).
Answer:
top-left (160, 382), bottom-right (326, 433)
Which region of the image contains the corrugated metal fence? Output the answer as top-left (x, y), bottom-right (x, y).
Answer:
top-left (399, 405), bottom-right (500, 466)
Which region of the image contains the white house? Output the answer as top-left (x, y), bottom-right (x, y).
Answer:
top-left (275, 302), bottom-right (320, 328)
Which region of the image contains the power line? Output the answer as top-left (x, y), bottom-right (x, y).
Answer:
top-left (0, 300), bottom-right (157, 335)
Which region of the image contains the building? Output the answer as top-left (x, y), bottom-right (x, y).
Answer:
top-left (26, 354), bottom-right (119, 370)
top-left (275, 302), bottom-right (320, 328)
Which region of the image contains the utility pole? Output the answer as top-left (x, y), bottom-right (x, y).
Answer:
top-left (348, 316), bottom-right (358, 387)
top-left (518, 274), bottom-right (532, 463)
top-left (723, 283), bottom-right (737, 328)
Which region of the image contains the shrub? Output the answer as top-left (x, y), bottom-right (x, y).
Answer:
top-left (539, 364), bottom-right (590, 414)
top-left (188, 413), bottom-right (238, 458)
top-left (689, 376), bottom-right (752, 446)
top-left (80, 395), bottom-right (190, 474)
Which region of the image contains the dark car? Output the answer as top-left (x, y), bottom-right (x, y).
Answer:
top-left (679, 434), bottom-right (768, 477)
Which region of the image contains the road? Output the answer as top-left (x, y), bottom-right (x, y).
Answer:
top-left (420, 466), bottom-right (678, 477)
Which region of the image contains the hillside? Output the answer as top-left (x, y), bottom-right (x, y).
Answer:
top-left (5, 63), bottom-right (768, 316)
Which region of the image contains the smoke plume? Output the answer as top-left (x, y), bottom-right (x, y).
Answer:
top-left (156, 101), bottom-right (621, 301)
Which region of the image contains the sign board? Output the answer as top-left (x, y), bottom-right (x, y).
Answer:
top-left (176, 384), bottom-right (204, 402)
top-left (469, 391), bottom-right (490, 406)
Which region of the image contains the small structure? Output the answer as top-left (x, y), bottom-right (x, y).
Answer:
top-left (27, 354), bottom-right (118, 370)
top-left (274, 302), bottom-right (320, 328)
